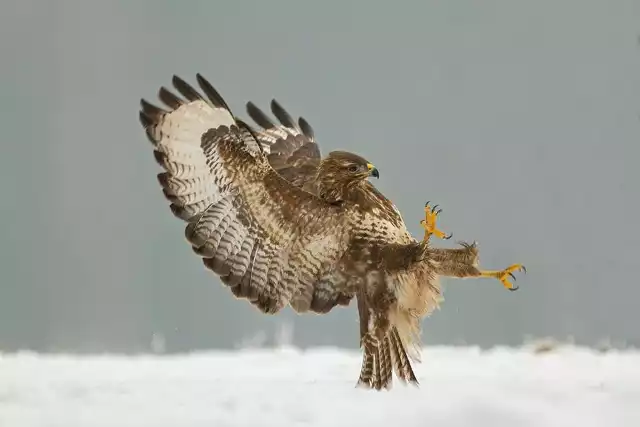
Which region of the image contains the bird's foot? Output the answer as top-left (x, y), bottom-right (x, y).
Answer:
top-left (480, 264), bottom-right (527, 291)
top-left (420, 201), bottom-right (452, 241)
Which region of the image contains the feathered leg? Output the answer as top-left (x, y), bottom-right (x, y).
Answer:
top-left (430, 242), bottom-right (526, 291)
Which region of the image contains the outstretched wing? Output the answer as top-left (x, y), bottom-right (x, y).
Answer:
top-left (245, 99), bottom-right (321, 191)
top-left (139, 74), bottom-right (353, 314)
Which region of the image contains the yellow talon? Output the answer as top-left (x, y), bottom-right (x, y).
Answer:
top-left (420, 201), bottom-right (452, 242)
top-left (480, 264), bottom-right (527, 291)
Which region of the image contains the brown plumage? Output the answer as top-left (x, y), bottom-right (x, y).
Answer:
top-left (138, 74), bottom-right (525, 391)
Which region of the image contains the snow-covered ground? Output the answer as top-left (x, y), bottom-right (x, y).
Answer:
top-left (1, 345), bottom-right (639, 427)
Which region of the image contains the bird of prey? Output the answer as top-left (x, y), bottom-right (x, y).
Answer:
top-left (138, 74), bottom-right (526, 390)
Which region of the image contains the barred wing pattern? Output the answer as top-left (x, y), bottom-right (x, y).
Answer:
top-left (246, 100), bottom-right (321, 191)
top-left (139, 75), bottom-right (353, 314)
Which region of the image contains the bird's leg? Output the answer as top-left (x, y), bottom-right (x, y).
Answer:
top-left (430, 241), bottom-right (479, 267)
top-left (430, 242), bottom-right (526, 291)
top-left (420, 201), bottom-right (452, 242)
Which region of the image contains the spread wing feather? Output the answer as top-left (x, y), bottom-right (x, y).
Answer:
top-left (139, 74), bottom-right (354, 314)
top-left (245, 100), bottom-right (321, 191)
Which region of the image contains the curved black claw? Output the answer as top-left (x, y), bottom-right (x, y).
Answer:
top-left (425, 201), bottom-right (441, 213)
top-left (443, 232), bottom-right (453, 240)
top-left (506, 265), bottom-right (526, 291)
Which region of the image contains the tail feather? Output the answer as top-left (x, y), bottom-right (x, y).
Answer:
top-left (376, 336), bottom-right (393, 390)
top-left (356, 327), bottom-right (417, 390)
top-left (390, 327), bottom-right (419, 385)
top-left (372, 348), bottom-right (381, 390)
top-left (357, 337), bottom-right (375, 388)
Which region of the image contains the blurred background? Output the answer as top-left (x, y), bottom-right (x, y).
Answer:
top-left (1, 0), bottom-right (639, 354)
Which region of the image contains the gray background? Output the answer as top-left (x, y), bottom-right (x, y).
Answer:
top-left (1, 0), bottom-right (639, 353)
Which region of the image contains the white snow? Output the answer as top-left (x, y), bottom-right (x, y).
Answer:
top-left (1, 346), bottom-right (639, 427)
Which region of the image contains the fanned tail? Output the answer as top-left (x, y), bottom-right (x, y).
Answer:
top-left (356, 327), bottom-right (418, 390)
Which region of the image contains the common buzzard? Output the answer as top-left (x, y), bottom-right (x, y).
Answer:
top-left (138, 74), bottom-right (525, 390)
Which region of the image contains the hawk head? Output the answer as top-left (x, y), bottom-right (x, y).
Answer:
top-left (315, 151), bottom-right (379, 203)
top-left (320, 150), bottom-right (379, 181)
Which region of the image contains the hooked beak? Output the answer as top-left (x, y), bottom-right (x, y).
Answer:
top-left (367, 163), bottom-right (379, 179)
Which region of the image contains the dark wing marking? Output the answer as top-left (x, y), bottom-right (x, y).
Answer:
top-left (245, 99), bottom-right (321, 191)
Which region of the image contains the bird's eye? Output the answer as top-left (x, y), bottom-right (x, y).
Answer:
top-left (348, 165), bottom-right (359, 173)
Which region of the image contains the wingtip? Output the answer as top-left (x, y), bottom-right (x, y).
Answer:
top-left (246, 101), bottom-right (276, 129)
top-left (139, 111), bottom-right (151, 128)
top-left (171, 74), bottom-right (184, 87)
top-left (246, 101), bottom-right (258, 113)
top-left (195, 73), bottom-right (211, 92)
top-left (270, 99), bottom-right (298, 130)
top-left (298, 116), bottom-right (315, 139)
top-left (195, 73), bottom-right (232, 112)
top-left (270, 99), bottom-right (286, 116)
